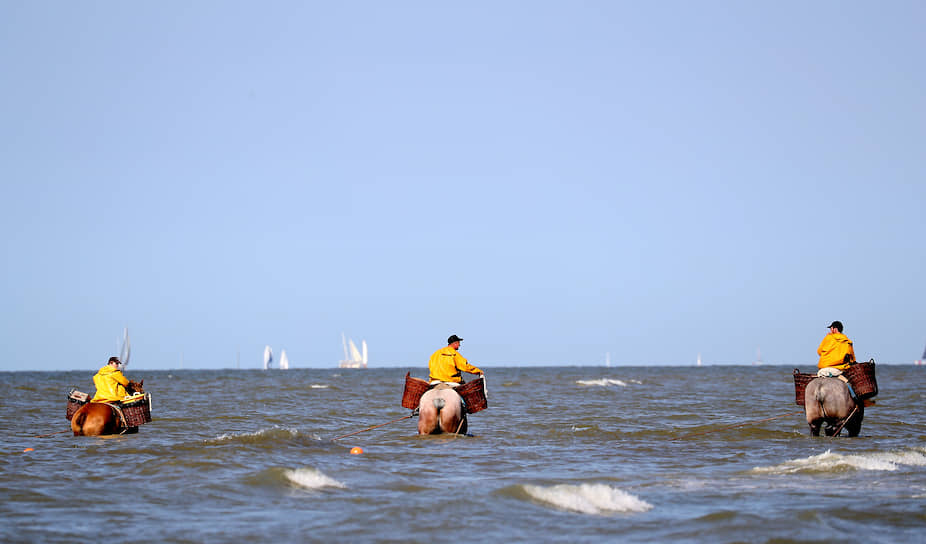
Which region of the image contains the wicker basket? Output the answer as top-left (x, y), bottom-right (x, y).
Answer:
top-left (843, 360), bottom-right (878, 399)
top-left (792, 369), bottom-right (816, 406)
top-left (457, 377), bottom-right (488, 414)
top-left (401, 373), bottom-right (430, 409)
top-left (122, 393), bottom-right (152, 426)
top-left (66, 389), bottom-right (89, 421)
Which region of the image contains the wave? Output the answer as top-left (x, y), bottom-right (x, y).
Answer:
top-left (517, 483), bottom-right (652, 515)
top-left (576, 378), bottom-right (635, 387)
top-left (751, 447), bottom-right (926, 474)
top-left (284, 467), bottom-right (346, 490)
top-left (309, 384), bottom-right (329, 389)
top-left (207, 426), bottom-right (321, 444)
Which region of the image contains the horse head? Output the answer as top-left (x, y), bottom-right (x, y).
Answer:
top-left (127, 379), bottom-right (145, 394)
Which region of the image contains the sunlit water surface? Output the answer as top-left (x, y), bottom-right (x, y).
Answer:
top-left (2, 365), bottom-right (925, 543)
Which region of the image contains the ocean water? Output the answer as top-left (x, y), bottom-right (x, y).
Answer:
top-left (2, 365), bottom-right (925, 543)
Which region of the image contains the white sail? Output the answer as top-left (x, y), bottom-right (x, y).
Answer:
top-left (605, 352), bottom-right (611, 367)
top-left (263, 345), bottom-right (273, 370)
top-left (279, 349), bottom-right (289, 370)
top-left (339, 334), bottom-right (368, 368)
top-left (118, 327), bottom-right (131, 369)
top-left (348, 339), bottom-right (362, 363)
top-left (697, 353), bottom-right (702, 367)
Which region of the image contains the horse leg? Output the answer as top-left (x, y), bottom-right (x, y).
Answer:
top-left (439, 402), bottom-right (466, 435)
top-left (844, 403), bottom-right (864, 437)
top-left (808, 421), bottom-right (821, 437)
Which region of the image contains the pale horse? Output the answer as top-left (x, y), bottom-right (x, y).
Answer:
top-left (417, 383), bottom-right (467, 435)
top-left (804, 377), bottom-right (864, 437)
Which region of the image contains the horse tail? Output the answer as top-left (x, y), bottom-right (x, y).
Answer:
top-left (814, 385), bottom-right (829, 418)
top-left (71, 408), bottom-right (87, 435)
top-left (432, 397), bottom-right (446, 412)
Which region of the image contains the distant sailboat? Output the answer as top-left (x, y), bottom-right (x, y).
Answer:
top-left (279, 349), bottom-right (289, 370)
top-left (697, 353), bottom-right (702, 367)
top-left (263, 345), bottom-right (273, 370)
top-left (339, 333), bottom-right (368, 368)
top-left (916, 343), bottom-right (925, 366)
top-left (753, 347), bottom-right (763, 366)
top-left (117, 327), bottom-right (131, 369)
top-left (605, 352), bottom-right (611, 367)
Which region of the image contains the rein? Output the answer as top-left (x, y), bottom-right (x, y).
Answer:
top-left (831, 404), bottom-right (860, 437)
top-left (35, 430), bottom-right (72, 438)
top-left (671, 410), bottom-right (805, 440)
top-left (332, 414), bottom-right (414, 441)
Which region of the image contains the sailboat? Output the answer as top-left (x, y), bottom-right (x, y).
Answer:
top-left (339, 333), bottom-right (368, 368)
top-left (753, 347), bottom-right (763, 366)
top-left (279, 349), bottom-right (290, 370)
top-left (915, 343), bottom-right (925, 366)
top-left (263, 345), bottom-right (273, 370)
top-left (605, 352), bottom-right (611, 367)
top-left (696, 353), bottom-right (702, 367)
top-left (117, 327), bottom-right (131, 369)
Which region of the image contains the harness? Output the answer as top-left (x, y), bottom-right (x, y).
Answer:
top-left (101, 402), bottom-right (130, 433)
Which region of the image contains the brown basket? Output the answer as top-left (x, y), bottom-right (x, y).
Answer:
top-left (456, 377), bottom-right (488, 414)
top-left (401, 373), bottom-right (430, 409)
top-left (843, 360), bottom-right (878, 399)
top-left (792, 369), bottom-right (816, 406)
top-left (122, 394), bottom-right (152, 426)
top-left (66, 389), bottom-right (89, 421)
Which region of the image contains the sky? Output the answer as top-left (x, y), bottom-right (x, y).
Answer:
top-left (2, 2), bottom-right (925, 371)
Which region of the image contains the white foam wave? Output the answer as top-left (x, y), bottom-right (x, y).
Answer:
top-left (522, 483), bottom-right (652, 515)
top-left (577, 378), bottom-right (628, 387)
top-left (752, 448), bottom-right (926, 474)
top-left (285, 468), bottom-right (346, 490)
top-left (310, 384), bottom-right (329, 389)
top-left (212, 426), bottom-right (298, 442)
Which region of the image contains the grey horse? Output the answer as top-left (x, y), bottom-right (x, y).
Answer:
top-left (804, 377), bottom-right (864, 437)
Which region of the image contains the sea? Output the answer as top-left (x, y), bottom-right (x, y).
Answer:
top-left (2, 364), bottom-right (925, 543)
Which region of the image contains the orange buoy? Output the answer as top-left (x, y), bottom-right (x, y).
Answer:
top-left (23, 448), bottom-right (34, 452)
top-left (349, 447), bottom-right (363, 455)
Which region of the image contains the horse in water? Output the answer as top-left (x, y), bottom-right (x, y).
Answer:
top-left (417, 384), bottom-right (467, 435)
top-left (71, 380), bottom-right (145, 436)
top-left (804, 377), bottom-right (864, 437)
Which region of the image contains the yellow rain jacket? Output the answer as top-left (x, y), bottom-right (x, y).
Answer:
top-left (428, 346), bottom-right (483, 383)
top-left (817, 332), bottom-right (856, 370)
top-left (91, 364), bottom-right (129, 402)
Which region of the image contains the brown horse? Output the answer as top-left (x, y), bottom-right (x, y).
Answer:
top-left (804, 377), bottom-right (864, 437)
top-left (71, 380), bottom-right (145, 436)
top-left (417, 384), bottom-right (467, 435)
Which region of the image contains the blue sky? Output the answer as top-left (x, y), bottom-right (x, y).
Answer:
top-left (2, 2), bottom-right (924, 371)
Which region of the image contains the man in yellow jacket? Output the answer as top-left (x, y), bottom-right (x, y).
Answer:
top-left (91, 357), bottom-right (130, 402)
top-left (428, 334), bottom-right (483, 385)
top-left (817, 321), bottom-right (856, 371)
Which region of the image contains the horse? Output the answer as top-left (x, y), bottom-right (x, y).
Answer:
top-left (417, 384), bottom-right (467, 435)
top-left (803, 377), bottom-right (864, 437)
top-left (71, 380), bottom-right (145, 436)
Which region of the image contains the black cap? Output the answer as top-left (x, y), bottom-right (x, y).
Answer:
top-left (108, 356), bottom-right (121, 364)
top-left (828, 321), bottom-right (843, 332)
top-left (447, 334), bottom-right (463, 344)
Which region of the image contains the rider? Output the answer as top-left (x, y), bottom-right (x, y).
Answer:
top-left (91, 356), bottom-right (130, 402)
top-left (428, 334), bottom-right (484, 386)
top-left (817, 321), bottom-right (856, 376)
